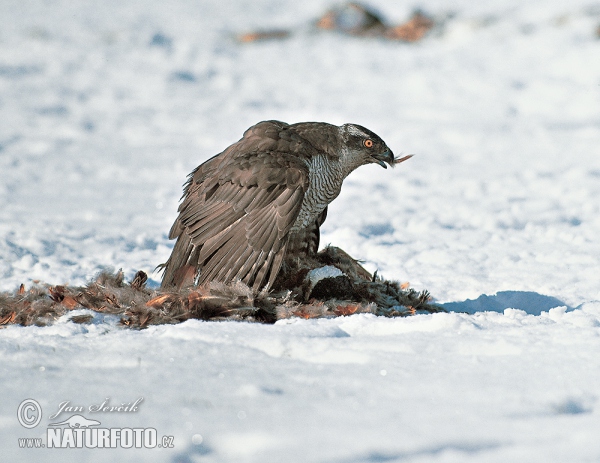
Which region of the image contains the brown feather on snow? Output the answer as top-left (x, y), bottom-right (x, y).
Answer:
top-left (0, 246), bottom-right (444, 329)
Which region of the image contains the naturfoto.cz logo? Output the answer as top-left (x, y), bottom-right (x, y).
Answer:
top-left (17, 398), bottom-right (174, 450)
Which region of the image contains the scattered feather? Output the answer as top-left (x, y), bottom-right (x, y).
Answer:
top-left (0, 247), bottom-right (443, 328)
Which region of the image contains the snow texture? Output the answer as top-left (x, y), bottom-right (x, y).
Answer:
top-left (1, 0), bottom-right (600, 461)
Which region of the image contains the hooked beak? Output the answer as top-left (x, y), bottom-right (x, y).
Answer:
top-left (371, 149), bottom-right (395, 169)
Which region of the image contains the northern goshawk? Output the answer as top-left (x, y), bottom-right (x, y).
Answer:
top-left (160, 120), bottom-right (409, 291)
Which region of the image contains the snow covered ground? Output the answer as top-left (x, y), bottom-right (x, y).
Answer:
top-left (1, 0), bottom-right (600, 461)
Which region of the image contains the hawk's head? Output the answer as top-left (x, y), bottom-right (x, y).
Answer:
top-left (340, 123), bottom-right (395, 171)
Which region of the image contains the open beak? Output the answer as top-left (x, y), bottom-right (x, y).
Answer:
top-left (371, 149), bottom-right (395, 169)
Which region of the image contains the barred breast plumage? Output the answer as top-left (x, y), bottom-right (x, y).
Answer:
top-left (291, 154), bottom-right (344, 232)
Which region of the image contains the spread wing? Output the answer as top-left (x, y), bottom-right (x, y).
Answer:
top-left (161, 121), bottom-right (312, 291)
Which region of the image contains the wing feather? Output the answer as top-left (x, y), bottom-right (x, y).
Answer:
top-left (160, 121), bottom-right (313, 290)
top-left (222, 245), bottom-right (255, 282)
top-left (252, 251), bottom-right (276, 291)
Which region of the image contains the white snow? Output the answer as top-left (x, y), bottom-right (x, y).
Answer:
top-left (1, 0), bottom-right (600, 461)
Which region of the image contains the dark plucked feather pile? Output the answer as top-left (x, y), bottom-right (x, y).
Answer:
top-left (0, 247), bottom-right (444, 329)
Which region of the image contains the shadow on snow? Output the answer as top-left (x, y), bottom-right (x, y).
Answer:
top-left (440, 291), bottom-right (569, 316)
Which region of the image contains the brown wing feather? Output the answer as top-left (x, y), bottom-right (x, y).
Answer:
top-left (191, 177), bottom-right (305, 291)
top-left (160, 120), bottom-right (313, 291)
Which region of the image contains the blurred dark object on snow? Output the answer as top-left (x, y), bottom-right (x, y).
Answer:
top-left (236, 2), bottom-right (434, 43)
top-left (596, 24), bottom-right (600, 38)
top-left (316, 2), bottom-right (386, 36)
top-left (384, 11), bottom-right (435, 42)
top-left (237, 30), bottom-right (291, 43)
top-left (149, 32), bottom-right (173, 49)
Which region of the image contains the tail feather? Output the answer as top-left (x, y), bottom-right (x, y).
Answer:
top-left (159, 234), bottom-right (197, 289)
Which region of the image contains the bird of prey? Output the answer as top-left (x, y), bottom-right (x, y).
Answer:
top-left (160, 120), bottom-right (409, 291)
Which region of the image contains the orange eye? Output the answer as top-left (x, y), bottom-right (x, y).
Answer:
top-left (364, 139), bottom-right (373, 148)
